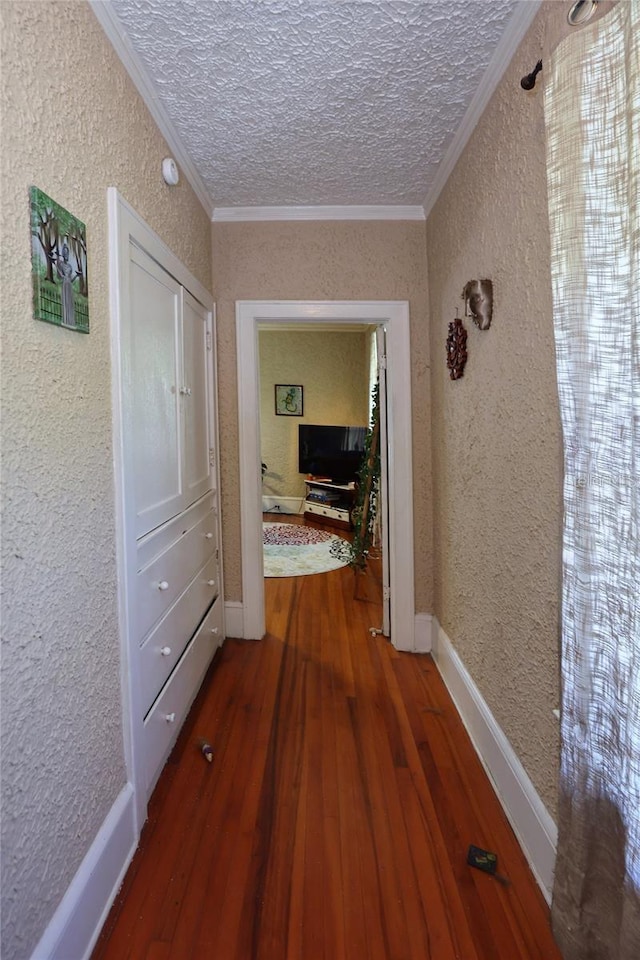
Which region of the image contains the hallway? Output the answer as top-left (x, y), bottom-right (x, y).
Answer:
top-left (93, 556), bottom-right (561, 959)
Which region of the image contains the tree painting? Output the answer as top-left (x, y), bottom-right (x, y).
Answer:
top-left (35, 204), bottom-right (59, 284)
top-left (30, 186), bottom-right (89, 333)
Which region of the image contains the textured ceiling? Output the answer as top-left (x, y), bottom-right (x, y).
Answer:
top-left (109, 0), bottom-right (522, 208)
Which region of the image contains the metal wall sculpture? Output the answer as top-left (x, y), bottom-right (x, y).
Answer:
top-left (463, 279), bottom-right (493, 330)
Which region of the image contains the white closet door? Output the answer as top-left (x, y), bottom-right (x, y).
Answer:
top-left (181, 290), bottom-right (212, 507)
top-left (128, 243), bottom-right (183, 538)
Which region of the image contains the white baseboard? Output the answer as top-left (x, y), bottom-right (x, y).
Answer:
top-left (224, 600), bottom-right (245, 639)
top-left (431, 618), bottom-right (557, 902)
top-left (262, 496), bottom-right (304, 515)
top-left (413, 613), bottom-right (433, 653)
top-left (30, 783), bottom-right (137, 960)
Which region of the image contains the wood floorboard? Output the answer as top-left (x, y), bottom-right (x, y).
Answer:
top-left (176, 638), bottom-right (283, 959)
top-left (244, 628), bottom-right (305, 958)
top-left (143, 941), bottom-right (171, 960)
top-left (400, 657), bottom-right (553, 960)
top-left (93, 520), bottom-right (562, 960)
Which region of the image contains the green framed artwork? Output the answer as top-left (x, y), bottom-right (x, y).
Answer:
top-left (30, 186), bottom-right (89, 333)
top-left (275, 384), bottom-right (303, 416)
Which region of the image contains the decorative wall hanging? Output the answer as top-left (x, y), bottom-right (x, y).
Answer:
top-left (463, 278), bottom-right (493, 330)
top-left (274, 384), bottom-right (303, 416)
top-left (521, 59), bottom-right (543, 90)
top-left (29, 186), bottom-right (89, 333)
top-left (446, 318), bottom-right (468, 380)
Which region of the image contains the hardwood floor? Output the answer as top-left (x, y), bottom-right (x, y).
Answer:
top-left (93, 524), bottom-right (561, 960)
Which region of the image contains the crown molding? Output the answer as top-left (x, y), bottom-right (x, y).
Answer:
top-left (423, 0), bottom-right (542, 218)
top-left (212, 205), bottom-right (425, 222)
top-left (89, 0), bottom-right (213, 217)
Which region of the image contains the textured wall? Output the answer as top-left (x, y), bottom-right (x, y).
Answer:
top-left (0, 3), bottom-right (212, 957)
top-left (426, 7), bottom-right (561, 816)
top-left (259, 330), bottom-right (370, 500)
top-left (212, 220), bottom-right (432, 609)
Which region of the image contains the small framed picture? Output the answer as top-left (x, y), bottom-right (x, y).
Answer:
top-left (275, 384), bottom-right (303, 416)
top-left (30, 186), bottom-right (90, 333)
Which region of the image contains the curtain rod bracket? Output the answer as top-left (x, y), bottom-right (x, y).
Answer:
top-left (521, 60), bottom-right (543, 91)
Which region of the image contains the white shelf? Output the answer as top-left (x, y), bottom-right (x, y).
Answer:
top-left (305, 478), bottom-right (355, 491)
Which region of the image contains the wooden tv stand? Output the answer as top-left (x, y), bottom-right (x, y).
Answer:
top-left (303, 478), bottom-right (356, 531)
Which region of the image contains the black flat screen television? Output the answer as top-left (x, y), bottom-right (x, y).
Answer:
top-left (298, 424), bottom-right (367, 484)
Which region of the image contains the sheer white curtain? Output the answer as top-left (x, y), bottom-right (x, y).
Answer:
top-left (544, 3), bottom-right (639, 957)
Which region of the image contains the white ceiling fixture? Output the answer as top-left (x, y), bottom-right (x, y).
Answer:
top-left (91, 1), bottom-right (541, 220)
top-left (161, 156), bottom-right (180, 186)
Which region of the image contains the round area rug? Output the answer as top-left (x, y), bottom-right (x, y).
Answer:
top-left (263, 522), bottom-right (349, 578)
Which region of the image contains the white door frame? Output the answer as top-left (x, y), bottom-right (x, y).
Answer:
top-left (236, 300), bottom-right (415, 651)
top-left (375, 325), bottom-right (391, 636)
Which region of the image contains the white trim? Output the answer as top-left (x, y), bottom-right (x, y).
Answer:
top-left (423, 0), bottom-right (542, 217)
top-left (259, 321), bottom-right (371, 333)
top-left (236, 301), bottom-right (415, 650)
top-left (224, 601), bottom-right (244, 640)
top-left (208, 302), bottom-right (226, 626)
top-left (89, 1), bottom-right (212, 217)
top-left (236, 303), bottom-right (264, 641)
top-left (431, 618), bottom-right (557, 902)
top-left (109, 189), bottom-right (213, 311)
top-left (212, 205), bottom-right (425, 223)
top-left (413, 613), bottom-right (433, 653)
top-left (29, 785), bottom-right (136, 960)
top-left (108, 188), bottom-right (145, 832)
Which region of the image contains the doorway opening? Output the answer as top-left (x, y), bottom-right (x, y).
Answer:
top-left (236, 301), bottom-right (416, 651)
top-left (258, 322), bottom-right (387, 628)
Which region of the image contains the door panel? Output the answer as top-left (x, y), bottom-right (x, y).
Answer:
top-left (128, 244), bottom-right (182, 538)
top-left (376, 325), bottom-right (391, 637)
top-left (181, 290), bottom-right (212, 506)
